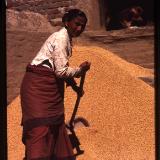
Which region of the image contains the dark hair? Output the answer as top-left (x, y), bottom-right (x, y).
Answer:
top-left (62, 9), bottom-right (87, 23)
top-left (134, 6), bottom-right (143, 14)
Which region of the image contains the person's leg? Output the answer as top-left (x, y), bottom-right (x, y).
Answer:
top-left (52, 123), bottom-right (75, 160)
top-left (25, 126), bottom-right (53, 160)
top-left (24, 123), bottom-right (75, 160)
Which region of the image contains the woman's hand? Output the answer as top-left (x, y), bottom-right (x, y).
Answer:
top-left (79, 61), bottom-right (91, 72)
top-left (75, 61), bottom-right (91, 78)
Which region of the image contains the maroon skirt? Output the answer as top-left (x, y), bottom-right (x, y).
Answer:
top-left (20, 64), bottom-right (75, 160)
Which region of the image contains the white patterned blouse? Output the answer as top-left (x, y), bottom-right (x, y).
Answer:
top-left (31, 27), bottom-right (81, 78)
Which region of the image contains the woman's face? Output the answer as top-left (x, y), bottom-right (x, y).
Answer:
top-left (65, 16), bottom-right (87, 37)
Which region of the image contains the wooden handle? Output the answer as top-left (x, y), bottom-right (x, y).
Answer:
top-left (69, 73), bottom-right (86, 128)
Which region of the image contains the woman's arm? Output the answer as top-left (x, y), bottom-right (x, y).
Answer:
top-left (50, 35), bottom-right (82, 78)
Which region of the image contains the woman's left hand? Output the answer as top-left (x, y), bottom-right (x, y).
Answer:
top-left (72, 86), bottom-right (84, 97)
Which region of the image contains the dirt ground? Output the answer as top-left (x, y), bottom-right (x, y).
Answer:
top-left (7, 25), bottom-right (154, 104)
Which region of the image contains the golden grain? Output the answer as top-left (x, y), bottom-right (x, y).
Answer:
top-left (7, 46), bottom-right (154, 160)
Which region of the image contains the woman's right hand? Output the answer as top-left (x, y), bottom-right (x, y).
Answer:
top-left (79, 61), bottom-right (91, 72)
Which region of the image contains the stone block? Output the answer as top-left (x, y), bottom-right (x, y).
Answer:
top-left (50, 18), bottom-right (62, 26)
top-left (36, 5), bottom-right (46, 10)
top-left (49, 1), bottom-right (66, 8)
top-left (17, 6), bottom-right (29, 11)
top-left (39, 9), bottom-right (48, 15)
top-left (47, 8), bottom-right (59, 15)
top-left (48, 0), bottom-right (68, 3)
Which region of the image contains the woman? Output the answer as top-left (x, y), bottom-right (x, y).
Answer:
top-left (20, 9), bottom-right (91, 160)
top-left (119, 6), bottom-right (145, 28)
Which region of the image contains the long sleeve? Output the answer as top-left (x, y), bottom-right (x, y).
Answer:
top-left (49, 32), bottom-right (82, 78)
top-left (31, 27), bottom-right (82, 78)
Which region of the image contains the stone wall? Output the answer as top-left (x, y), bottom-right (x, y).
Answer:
top-left (6, 9), bottom-right (56, 32)
top-left (7, 0), bottom-right (74, 26)
top-left (7, 0), bottom-right (102, 30)
top-left (7, 0), bottom-right (153, 30)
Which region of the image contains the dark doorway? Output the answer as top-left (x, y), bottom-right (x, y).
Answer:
top-left (99, 0), bottom-right (153, 30)
top-left (99, 0), bottom-right (109, 28)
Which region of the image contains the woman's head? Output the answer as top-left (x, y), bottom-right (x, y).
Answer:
top-left (62, 9), bottom-right (88, 37)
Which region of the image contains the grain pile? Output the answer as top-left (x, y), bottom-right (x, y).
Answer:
top-left (7, 46), bottom-right (154, 160)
